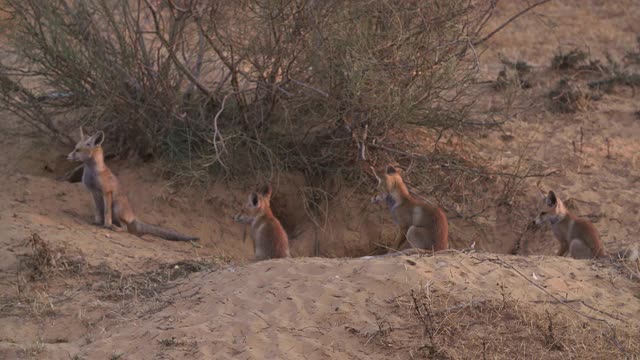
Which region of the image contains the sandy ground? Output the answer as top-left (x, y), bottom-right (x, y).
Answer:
top-left (0, 1), bottom-right (639, 359)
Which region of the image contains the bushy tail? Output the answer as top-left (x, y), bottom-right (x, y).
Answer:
top-left (129, 220), bottom-right (199, 242)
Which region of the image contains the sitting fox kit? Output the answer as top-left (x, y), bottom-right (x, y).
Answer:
top-left (234, 184), bottom-right (290, 261)
top-left (67, 128), bottom-right (199, 241)
top-left (535, 190), bottom-right (606, 259)
top-left (372, 165), bottom-right (449, 252)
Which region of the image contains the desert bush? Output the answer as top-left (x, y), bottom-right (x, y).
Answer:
top-left (547, 78), bottom-right (597, 113)
top-left (588, 72), bottom-right (640, 93)
top-left (0, 0), bottom-right (500, 185)
top-left (551, 48), bottom-right (589, 70)
top-left (494, 56), bottom-right (533, 90)
top-left (623, 35), bottom-right (640, 65)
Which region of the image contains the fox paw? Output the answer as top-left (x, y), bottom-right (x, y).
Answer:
top-left (103, 224), bottom-right (124, 232)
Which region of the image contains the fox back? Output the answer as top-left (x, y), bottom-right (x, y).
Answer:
top-left (234, 184), bottom-right (290, 261)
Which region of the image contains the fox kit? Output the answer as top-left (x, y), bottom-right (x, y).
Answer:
top-left (371, 165), bottom-right (448, 252)
top-left (233, 184), bottom-right (290, 261)
top-left (534, 190), bottom-right (606, 259)
top-left (67, 128), bottom-right (199, 241)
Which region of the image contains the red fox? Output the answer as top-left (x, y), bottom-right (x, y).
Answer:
top-left (535, 190), bottom-right (639, 261)
top-left (67, 128), bottom-right (199, 241)
top-left (233, 184), bottom-right (290, 261)
top-left (534, 190), bottom-right (606, 259)
top-left (371, 165), bottom-right (448, 252)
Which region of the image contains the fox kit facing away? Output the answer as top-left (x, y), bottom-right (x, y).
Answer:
top-left (371, 165), bottom-right (448, 252)
top-left (233, 184), bottom-right (290, 261)
top-left (67, 128), bottom-right (199, 241)
top-left (535, 190), bottom-right (606, 259)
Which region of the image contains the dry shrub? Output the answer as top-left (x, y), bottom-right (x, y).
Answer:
top-left (551, 48), bottom-right (590, 70)
top-left (623, 36), bottom-right (640, 65)
top-left (97, 258), bottom-right (226, 301)
top-left (494, 57), bottom-right (533, 90)
top-left (354, 283), bottom-right (640, 359)
top-left (588, 72), bottom-right (640, 93)
top-left (0, 0), bottom-right (498, 186)
top-left (547, 79), bottom-right (597, 113)
top-left (19, 233), bottom-right (85, 280)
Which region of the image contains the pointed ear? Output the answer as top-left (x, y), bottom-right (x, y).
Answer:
top-left (546, 190), bottom-right (557, 207)
top-left (386, 165), bottom-right (397, 175)
top-left (91, 131), bottom-right (105, 146)
top-left (249, 192), bottom-right (259, 207)
top-left (259, 183), bottom-right (272, 200)
top-left (79, 126), bottom-right (85, 140)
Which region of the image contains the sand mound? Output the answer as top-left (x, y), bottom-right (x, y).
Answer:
top-left (66, 253), bottom-right (638, 359)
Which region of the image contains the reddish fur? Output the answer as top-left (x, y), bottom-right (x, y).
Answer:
top-left (373, 165), bottom-right (449, 252)
top-left (234, 184), bottom-right (290, 261)
top-left (536, 191), bottom-right (606, 259)
top-left (67, 129), bottom-right (198, 241)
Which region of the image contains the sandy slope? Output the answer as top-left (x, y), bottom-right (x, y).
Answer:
top-left (80, 254), bottom-right (640, 359)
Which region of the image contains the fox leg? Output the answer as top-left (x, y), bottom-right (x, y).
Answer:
top-left (91, 192), bottom-right (105, 225)
top-left (102, 192), bottom-right (115, 230)
top-left (557, 240), bottom-right (569, 257)
top-left (109, 198), bottom-right (125, 232)
top-left (569, 239), bottom-right (592, 259)
top-left (391, 226), bottom-right (410, 251)
top-left (406, 226), bottom-right (434, 250)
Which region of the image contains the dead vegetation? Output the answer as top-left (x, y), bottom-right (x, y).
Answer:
top-left (352, 271), bottom-right (640, 359)
top-left (547, 78), bottom-right (597, 113)
top-left (1, 231), bottom-right (227, 320)
top-left (494, 57), bottom-right (533, 90)
top-left (96, 257), bottom-right (227, 301)
top-left (0, 0), bottom-right (499, 184)
top-left (18, 232), bottom-right (85, 281)
top-left (551, 48), bottom-right (590, 71)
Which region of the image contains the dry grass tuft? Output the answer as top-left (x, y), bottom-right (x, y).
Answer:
top-left (352, 277), bottom-right (640, 359)
top-left (551, 48), bottom-right (590, 70)
top-left (19, 232), bottom-right (85, 280)
top-left (494, 57), bottom-right (533, 90)
top-left (97, 257), bottom-right (227, 301)
top-left (588, 72), bottom-right (640, 93)
top-left (548, 79), bottom-right (598, 113)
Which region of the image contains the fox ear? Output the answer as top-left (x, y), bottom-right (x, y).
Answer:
top-left (250, 192), bottom-right (259, 207)
top-left (91, 131), bottom-right (105, 146)
top-left (546, 190), bottom-right (557, 207)
top-left (79, 126), bottom-right (85, 140)
top-left (386, 165), bottom-right (397, 175)
top-left (259, 183), bottom-right (272, 199)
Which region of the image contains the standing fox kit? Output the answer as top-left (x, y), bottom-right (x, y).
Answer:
top-left (535, 190), bottom-right (606, 259)
top-left (67, 128), bottom-right (199, 241)
top-left (233, 184), bottom-right (290, 261)
top-left (371, 165), bottom-right (448, 252)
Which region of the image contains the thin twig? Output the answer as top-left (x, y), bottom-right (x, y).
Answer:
top-left (474, 0), bottom-right (553, 46)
